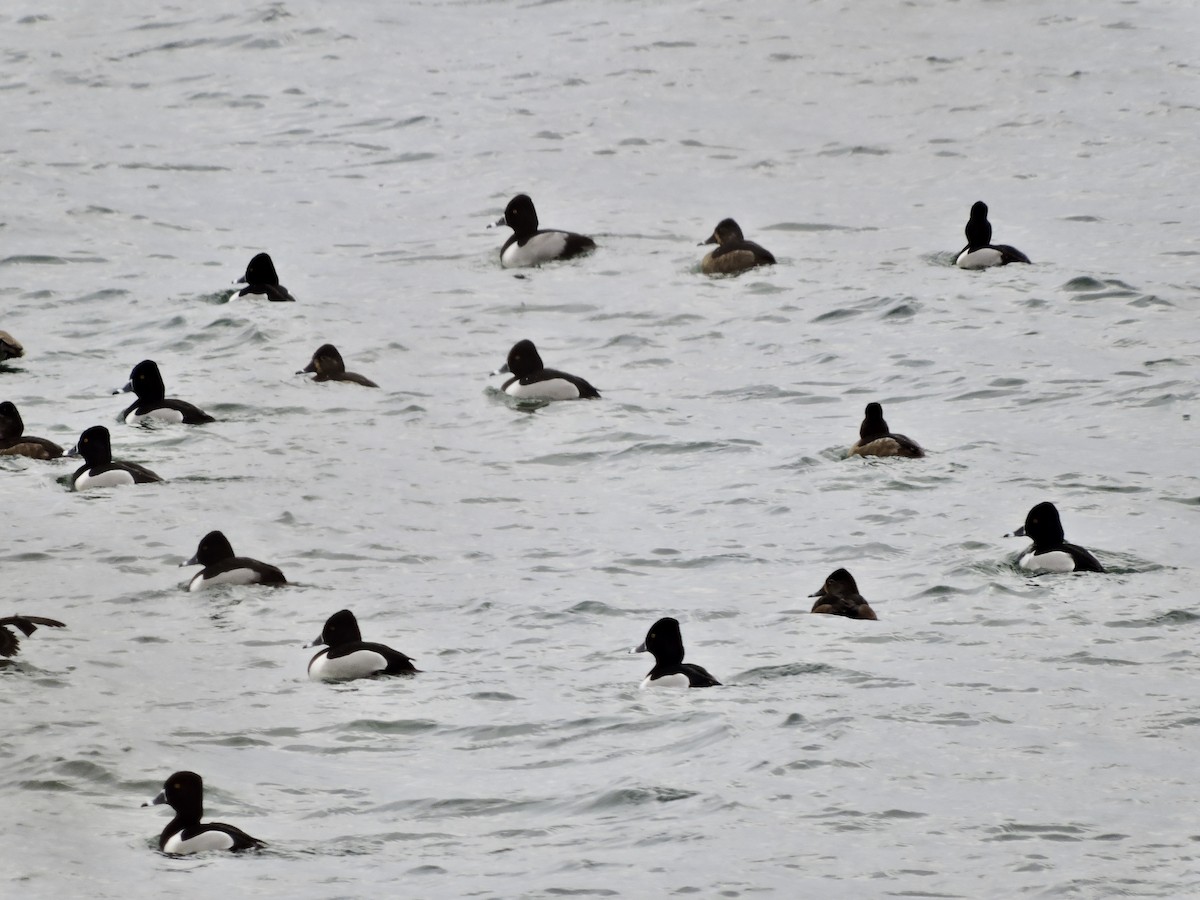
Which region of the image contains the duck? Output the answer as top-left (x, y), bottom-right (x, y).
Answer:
top-left (297, 344), bottom-right (378, 387)
top-left (631, 617), bottom-right (720, 689)
top-left (0, 615), bottom-right (65, 658)
top-left (848, 402), bottom-right (924, 458)
top-left (495, 194), bottom-right (596, 268)
top-left (230, 252), bottom-right (295, 301)
top-left (1007, 501), bottom-right (1104, 573)
top-left (306, 609), bottom-right (418, 682)
top-left (0, 402), bottom-right (63, 459)
top-left (117, 360), bottom-right (215, 425)
top-left (809, 569), bottom-right (878, 620)
top-left (955, 201), bottom-right (1031, 269)
top-left (700, 218), bottom-right (776, 275)
top-left (67, 425), bottom-right (162, 490)
top-left (181, 530), bottom-right (287, 592)
top-left (493, 339), bottom-right (600, 400)
top-left (0, 331), bottom-right (24, 362)
top-left (143, 771), bottom-right (266, 854)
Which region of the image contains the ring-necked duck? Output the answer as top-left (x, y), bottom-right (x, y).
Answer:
top-left (67, 425), bottom-right (162, 490)
top-left (231, 252), bottom-right (295, 301)
top-left (181, 530), bottom-right (287, 592)
top-left (0, 331), bottom-right (23, 362)
top-left (631, 617), bottom-right (720, 689)
top-left (955, 201), bottom-right (1031, 269)
top-left (493, 339), bottom-right (600, 400)
top-left (143, 771), bottom-right (266, 854)
top-left (0, 402), bottom-right (63, 459)
top-left (848, 402), bottom-right (925, 458)
top-left (0, 615), bottom-right (65, 658)
top-left (306, 609), bottom-right (418, 682)
top-left (1007, 501), bottom-right (1105, 573)
top-left (809, 569), bottom-right (878, 620)
top-left (116, 360), bottom-right (215, 425)
top-left (494, 194), bottom-right (596, 268)
top-left (700, 218), bottom-right (776, 275)
top-left (297, 344), bottom-right (378, 387)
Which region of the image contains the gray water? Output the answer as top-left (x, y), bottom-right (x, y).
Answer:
top-left (3, 0), bottom-right (1199, 897)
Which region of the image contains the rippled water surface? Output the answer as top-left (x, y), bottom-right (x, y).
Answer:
top-left (3, 1), bottom-right (1199, 897)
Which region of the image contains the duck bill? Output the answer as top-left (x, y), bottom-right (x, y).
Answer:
top-left (305, 635), bottom-right (325, 649)
top-left (181, 554), bottom-right (199, 567)
top-left (492, 215), bottom-right (507, 228)
top-left (631, 641), bottom-right (647, 654)
top-left (142, 789), bottom-right (167, 808)
top-left (302, 361), bottom-right (317, 374)
top-left (492, 363), bottom-right (510, 376)
top-left (66, 444), bottom-right (80, 458)
top-left (1008, 526), bottom-right (1027, 538)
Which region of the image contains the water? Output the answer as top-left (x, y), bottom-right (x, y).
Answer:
top-left (3, 0), bottom-right (1199, 897)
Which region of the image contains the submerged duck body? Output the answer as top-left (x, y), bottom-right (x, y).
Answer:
top-left (494, 339), bottom-right (599, 401)
top-left (495, 194), bottom-right (596, 268)
top-left (0, 615), bottom-right (65, 658)
top-left (955, 201), bottom-right (1031, 269)
top-left (632, 617), bottom-right (720, 689)
top-left (1008, 501), bottom-right (1104, 573)
top-left (307, 608), bottom-right (418, 682)
top-left (182, 530), bottom-right (286, 592)
top-left (230, 252), bottom-right (295, 301)
top-left (67, 426), bottom-right (162, 490)
top-left (144, 771), bottom-right (265, 855)
top-left (118, 360), bottom-right (215, 425)
top-left (298, 344), bottom-right (378, 387)
top-left (809, 569), bottom-right (878, 620)
top-left (0, 402), bottom-right (63, 459)
top-left (700, 218), bottom-right (776, 275)
top-left (848, 402), bottom-right (924, 459)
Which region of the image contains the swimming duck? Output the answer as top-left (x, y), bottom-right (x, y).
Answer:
top-left (143, 771), bottom-right (266, 854)
top-left (0, 402), bottom-right (63, 459)
top-left (700, 218), bottom-right (776, 275)
top-left (809, 569), bottom-right (878, 620)
top-left (631, 617), bottom-right (720, 688)
top-left (955, 201), bottom-right (1031, 269)
top-left (848, 402), bottom-right (924, 458)
top-left (67, 425), bottom-right (162, 490)
top-left (117, 360), bottom-right (215, 425)
top-left (495, 194), bottom-right (596, 268)
top-left (181, 530), bottom-right (287, 591)
top-left (231, 252), bottom-right (295, 301)
top-left (306, 609), bottom-right (418, 682)
top-left (297, 344), bottom-right (378, 387)
top-left (1007, 501), bottom-right (1104, 573)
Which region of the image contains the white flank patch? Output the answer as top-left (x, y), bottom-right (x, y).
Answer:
top-left (163, 829), bottom-right (235, 854)
top-left (505, 378), bottom-right (580, 401)
top-left (309, 649), bottom-right (388, 682)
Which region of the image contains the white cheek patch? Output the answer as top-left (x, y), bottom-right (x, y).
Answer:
top-left (75, 468), bottom-right (136, 490)
top-left (505, 378), bottom-right (580, 401)
top-left (641, 673), bottom-right (692, 690)
top-left (164, 829), bottom-right (235, 854)
top-left (309, 649), bottom-right (388, 682)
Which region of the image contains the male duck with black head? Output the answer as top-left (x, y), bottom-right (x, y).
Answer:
top-left (181, 530), bottom-right (287, 591)
top-left (955, 201), bottom-right (1031, 269)
top-left (631, 617), bottom-right (721, 689)
top-left (143, 771), bottom-right (265, 855)
top-left (848, 402), bottom-right (924, 459)
top-left (700, 218), bottom-right (776, 275)
top-left (810, 569), bottom-right (878, 620)
top-left (67, 425), bottom-right (163, 490)
top-left (493, 339), bottom-right (599, 401)
top-left (1007, 501), bottom-right (1104, 573)
top-left (306, 609), bottom-right (418, 682)
top-left (117, 360), bottom-right (215, 425)
top-left (231, 251), bottom-right (295, 301)
top-left (0, 402), bottom-right (63, 459)
top-left (495, 194), bottom-right (596, 268)
top-left (297, 344), bottom-right (378, 387)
